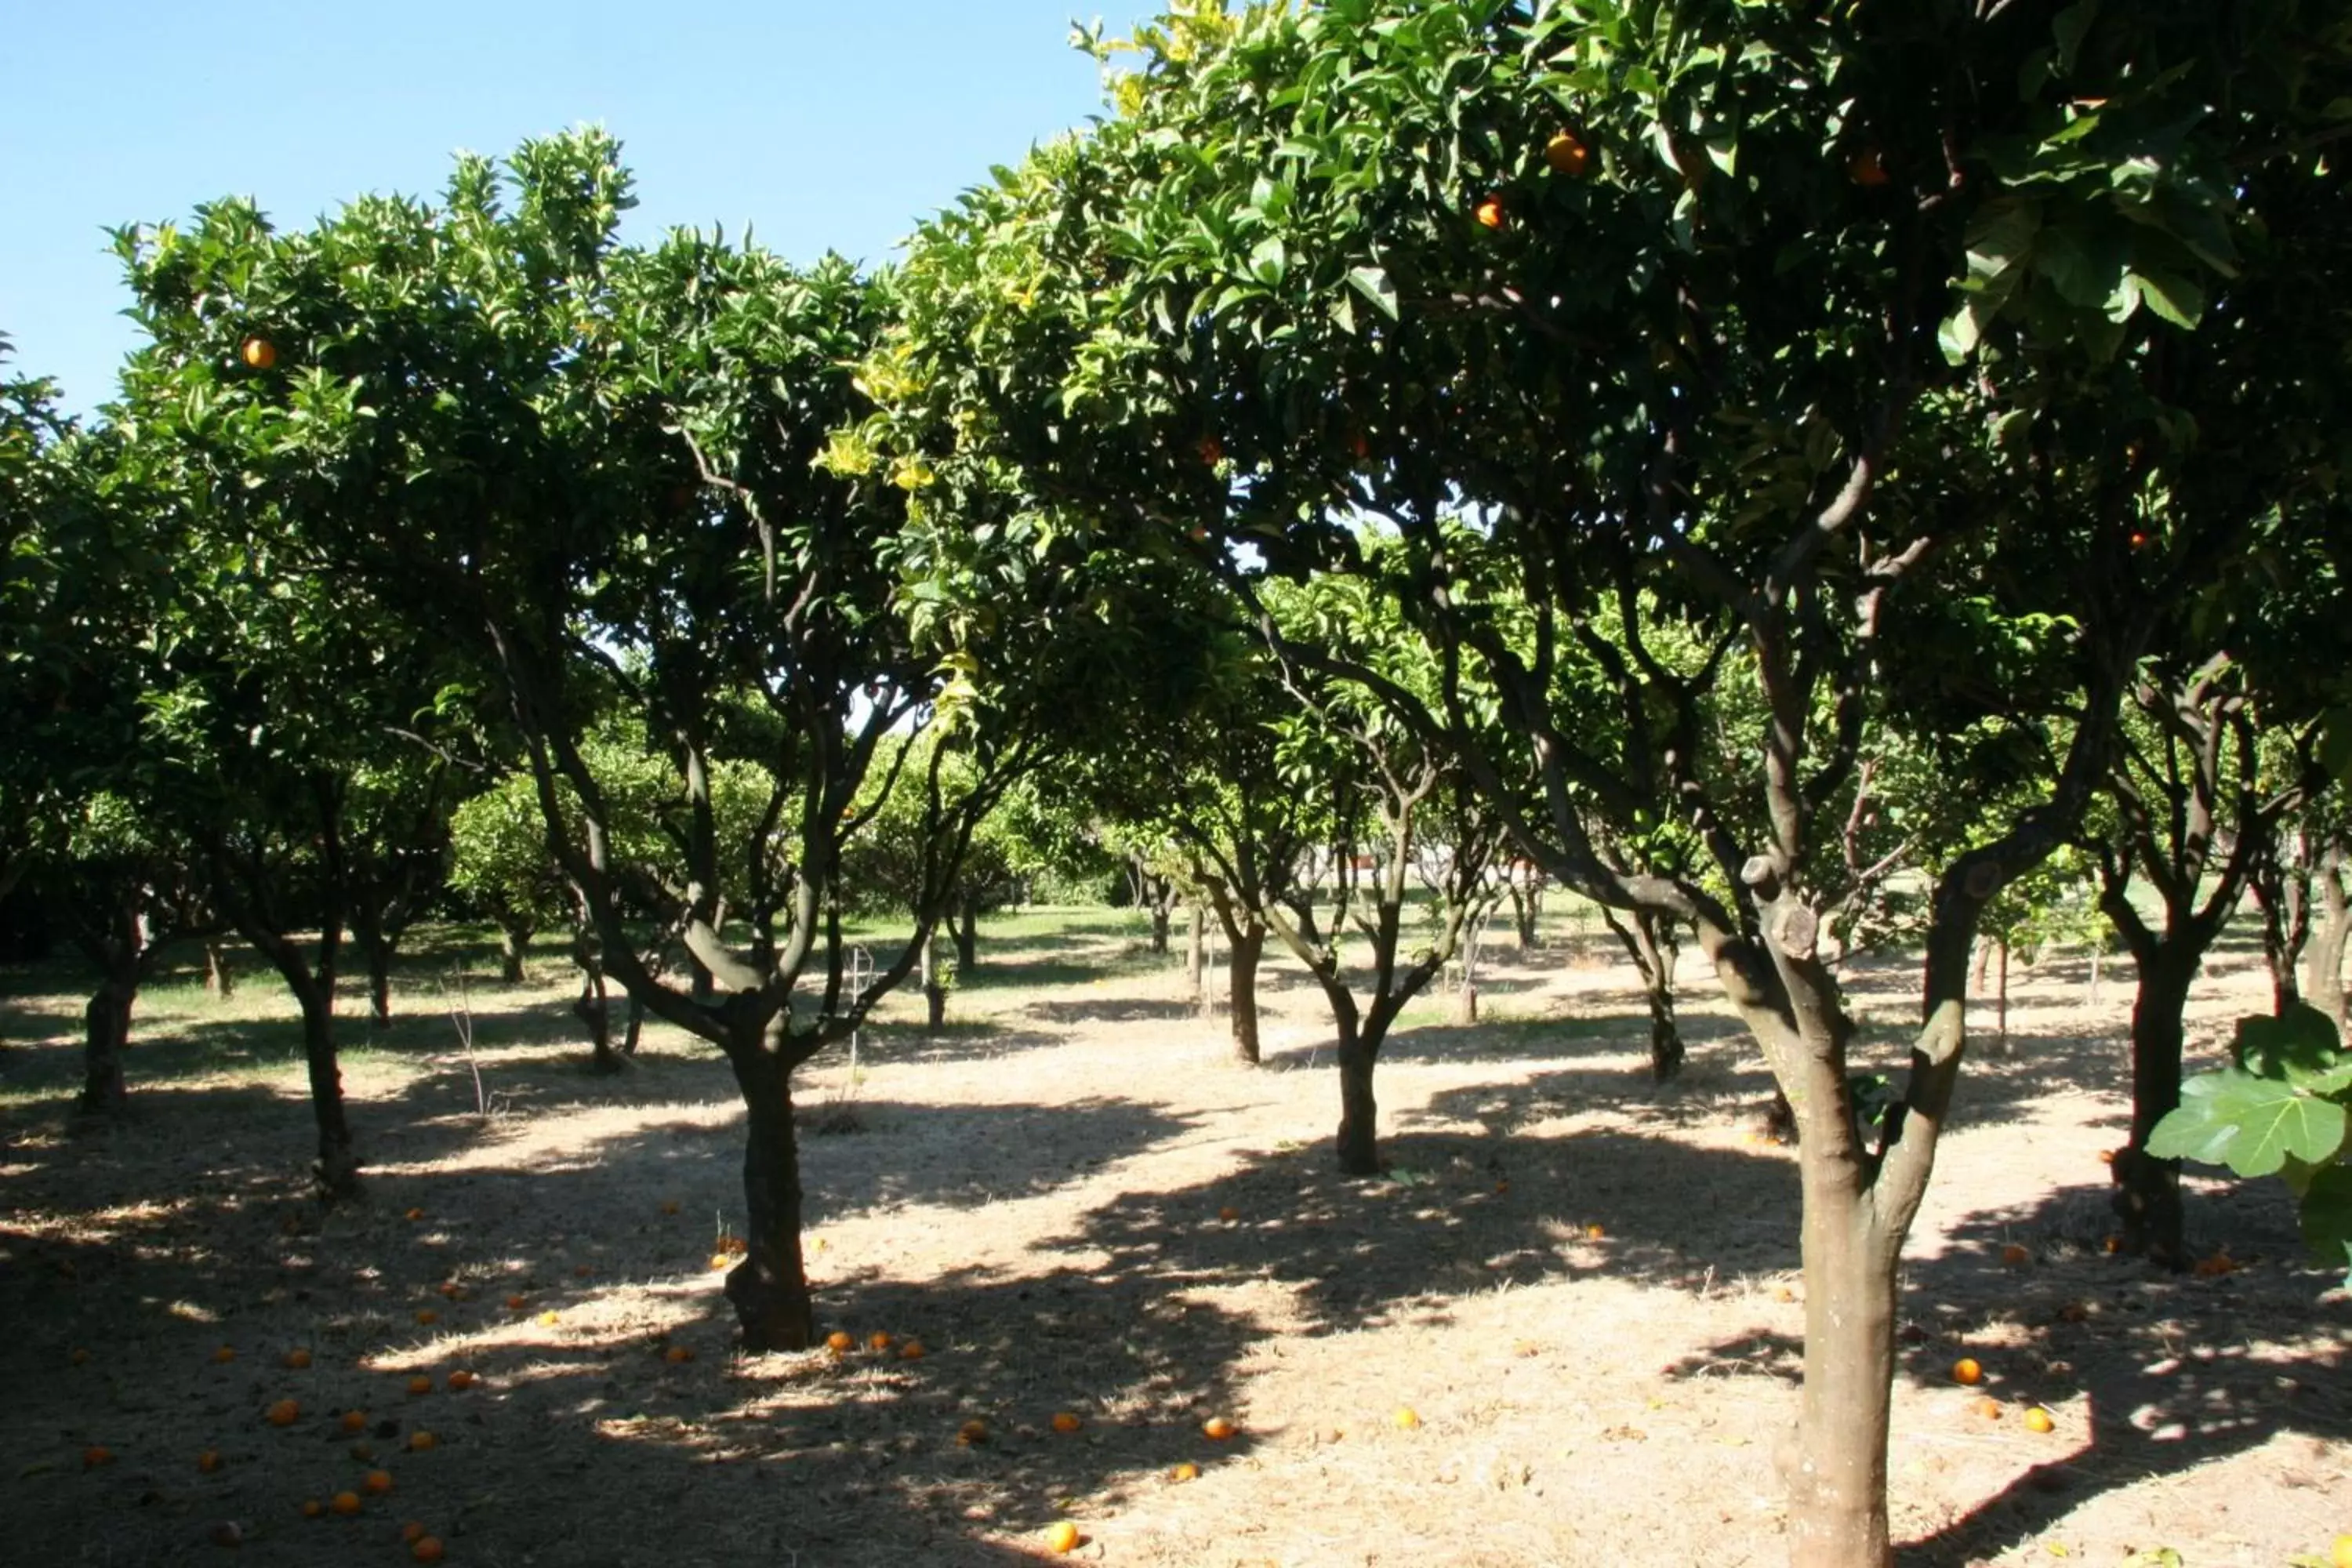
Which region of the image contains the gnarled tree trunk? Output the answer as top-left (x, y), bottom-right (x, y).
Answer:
top-left (724, 1044), bottom-right (815, 1351)
top-left (2114, 942), bottom-right (2198, 1264)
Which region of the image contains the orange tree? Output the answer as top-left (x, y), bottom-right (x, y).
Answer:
top-left (114, 131), bottom-right (1157, 1348)
top-left (866, 2), bottom-right (2350, 1561)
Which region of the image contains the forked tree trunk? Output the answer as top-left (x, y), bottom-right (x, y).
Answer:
top-left (1334, 1014), bottom-right (1379, 1175)
top-left (1227, 919), bottom-right (1265, 1065)
top-left (2114, 944), bottom-right (2197, 1265)
top-left (724, 1046), bottom-right (815, 1351)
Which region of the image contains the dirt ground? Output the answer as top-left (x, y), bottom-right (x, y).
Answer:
top-left (2, 906), bottom-right (2346, 1567)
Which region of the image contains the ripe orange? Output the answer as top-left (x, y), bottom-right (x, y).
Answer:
top-left (404, 1207), bottom-right (425, 1221)
top-left (826, 1330), bottom-right (856, 1353)
top-left (1544, 131), bottom-right (1592, 176)
top-left (331, 1491), bottom-right (361, 1516)
top-left (958, 1418), bottom-right (989, 1446)
top-left (2103, 1235), bottom-right (2124, 1255)
top-left (1973, 1397), bottom-right (2001, 1420)
top-left (2023, 1406), bottom-right (2055, 1434)
top-left (1217, 1205), bottom-right (1240, 1222)
top-left (1392, 1406), bottom-right (1421, 1430)
top-left (665, 1345), bottom-right (695, 1364)
top-left (212, 1345), bottom-right (237, 1364)
top-left (1199, 436), bottom-right (1224, 466)
top-left (401, 1521), bottom-right (427, 1543)
top-left (267, 1399), bottom-right (300, 1427)
top-left (284, 1348), bottom-right (313, 1370)
top-left (69, 1347), bottom-right (90, 1366)
top-left (867, 1331), bottom-right (893, 1352)
top-left (2001, 1243), bottom-right (2031, 1266)
top-left (301, 1498), bottom-right (325, 1519)
top-left (535, 1310), bottom-right (559, 1327)
top-left (82, 1445), bottom-right (114, 1468)
top-left (2330, 1534), bottom-right (2352, 1568)
top-left (1051, 1412), bottom-right (1082, 1434)
top-left (445, 1370), bottom-right (476, 1392)
top-left (1951, 1358), bottom-right (1984, 1387)
top-left (1847, 149), bottom-right (1890, 187)
top-left (503, 1295), bottom-right (526, 1312)
top-left (240, 337), bottom-right (276, 370)
top-left (340, 1410), bottom-right (367, 1434)
top-left (710, 1253), bottom-right (732, 1272)
top-left (1585, 1223), bottom-right (1606, 1240)
top-left (407, 1375), bottom-right (433, 1396)
top-left (1170, 1461), bottom-right (1200, 1482)
top-left (1203, 1416), bottom-right (1236, 1441)
top-left (898, 1341), bottom-right (926, 1361)
top-left (1475, 195), bottom-right (1508, 230)
top-left (364, 1468), bottom-right (393, 1495)
top-left (198, 1447), bottom-right (223, 1472)
top-left (1043, 1520), bottom-right (1081, 1554)
top-left (412, 1537), bottom-right (445, 1563)
top-left (408, 1431), bottom-right (435, 1452)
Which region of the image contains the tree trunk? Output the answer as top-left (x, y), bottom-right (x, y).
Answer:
top-left (621, 992), bottom-right (644, 1056)
top-left (2252, 850), bottom-right (2310, 1016)
top-left (952, 893), bottom-right (977, 973)
top-left (1334, 1018), bottom-right (1381, 1174)
top-left (497, 921), bottom-right (531, 985)
top-left (2307, 847), bottom-right (2349, 1041)
top-left (1227, 918), bottom-right (1265, 1065)
top-left (366, 936), bottom-right (394, 1031)
top-left (724, 1047), bottom-right (816, 1351)
top-left (1781, 1180), bottom-right (1900, 1568)
top-left (2114, 943), bottom-right (2198, 1265)
top-left (1603, 908), bottom-right (1685, 1082)
top-left (78, 965), bottom-right (135, 1114)
top-left (1149, 902), bottom-right (1171, 954)
top-left (1185, 903), bottom-right (1205, 994)
top-left (1994, 939), bottom-right (2010, 1059)
top-left (1508, 876), bottom-right (1541, 952)
top-left (294, 978), bottom-right (359, 1200)
top-left (204, 939), bottom-right (234, 999)
top-left (920, 931), bottom-right (946, 1036)
top-left (577, 967), bottom-right (618, 1073)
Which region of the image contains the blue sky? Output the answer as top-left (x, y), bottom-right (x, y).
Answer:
top-left (3, 2), bottom-right (1160, 414)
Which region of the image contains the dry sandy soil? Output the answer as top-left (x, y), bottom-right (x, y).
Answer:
top-left (2, 906), bottom-right (2346, 1567)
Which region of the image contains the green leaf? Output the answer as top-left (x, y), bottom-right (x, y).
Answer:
top-left (2296, 1161), bottom-right (2352, 1270)
top-left (1248, 237), bottom-right (1288, 286)
top-left (1345, 265), bottom-right (1399, 320)
top-left (2132, 267), bottom-right (2204, 329)
top-left (2147, 1066), bottom-right (2347, 1177)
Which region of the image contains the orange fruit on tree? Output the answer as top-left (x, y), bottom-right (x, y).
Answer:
top-left (267, 1399), bottom-right (300, 1426)
top-left (82, 1445), bottom-right (114, 1468)
top-left (1544, 130), bottom-right (1592, 176)
top-left (340, 1410), bottom-right (367, 1434)
top-left (1051, 1411), bottom-right (1082, 1434)
top-left (1474, 194), bottom-right (1508, 230)
top-left (1847, 149), bottom-right (1890, 186)
top-left (331, 1490), bottom-right (361, 1515)
top-left (1043, 1520), bottom-right (1082, 1555)
top-left (240, 337), bottom-right (276, 370)
top-left (198, 1447), bottom-right (223, 1473)
top-left (408, 1431), bottom-right (435, 1452)
top-left (1951, 1358), bottom-right (1984, 1386)
top-left (364, 1468), bottom-right (393, 1495)
top-left (407, 1375), bottom-right (433, 1396)
top-left (1170, 1461), bottom-right (1200, 1482)
top-left (2023, 1406), bottom-right (2055, 1434)
top-left (826, 1330), bottom-right (855, 1353)
top-left (1202, 1416), bottom-right (1236, 1441)
top-left (412, 1537), bottom-right (445, 1563)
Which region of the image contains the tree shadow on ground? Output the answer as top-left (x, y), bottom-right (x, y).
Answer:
top-left (1022, 996), bottom-right (1200, 1026)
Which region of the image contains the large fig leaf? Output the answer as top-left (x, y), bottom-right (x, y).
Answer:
top-left (2233, 1005), bottom-right (2352, 1095)
top-left (2147, 1067), bottom-right (2348, 1178)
